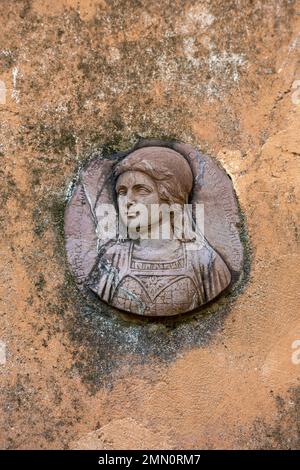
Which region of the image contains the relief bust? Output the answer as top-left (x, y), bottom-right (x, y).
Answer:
top-left (65, 140), bottom-right (244, 317)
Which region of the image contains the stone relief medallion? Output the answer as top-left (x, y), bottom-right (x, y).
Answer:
top-left (64, 140), bottom-right (244, 317)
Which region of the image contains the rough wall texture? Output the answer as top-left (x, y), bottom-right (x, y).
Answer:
top-left (0, 0), bottom-right (299, 449)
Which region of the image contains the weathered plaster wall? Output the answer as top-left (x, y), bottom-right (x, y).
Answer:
top-left (0, 0), bottom-right (299, 449)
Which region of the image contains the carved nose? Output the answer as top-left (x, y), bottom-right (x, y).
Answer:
top-left (126, 191), bottom-right (135, 208)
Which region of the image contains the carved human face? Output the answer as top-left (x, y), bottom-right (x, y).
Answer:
top-left (116, 170), bottom-right (161, 236)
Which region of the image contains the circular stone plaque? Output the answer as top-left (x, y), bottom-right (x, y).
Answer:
top-left (65, 140), bottom-right (244, 317)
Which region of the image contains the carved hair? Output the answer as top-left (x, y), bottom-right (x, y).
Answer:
top-left (114, 147), bottom-right (193, 205)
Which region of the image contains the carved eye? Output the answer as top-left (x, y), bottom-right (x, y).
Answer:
top-left (136, 186), bottom-right (152, 195)
top-left (117, 187), bottom-right (127, 196)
